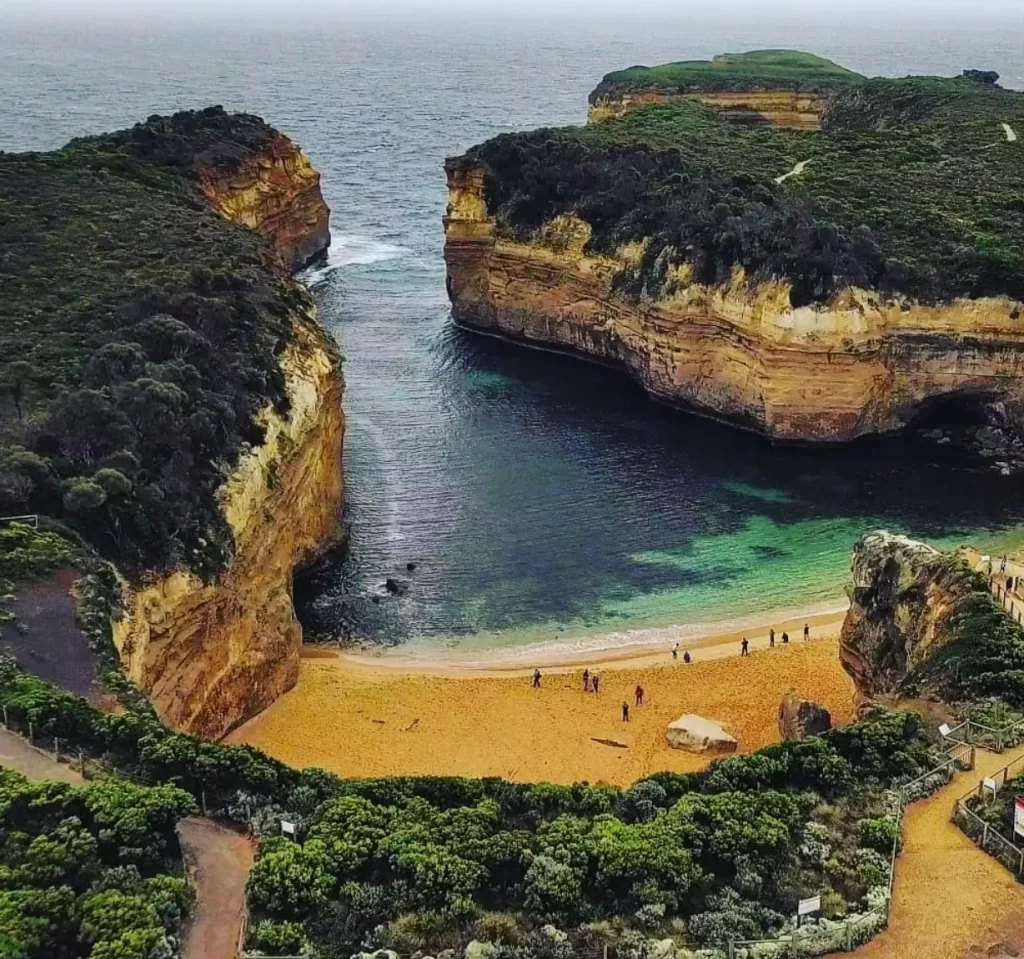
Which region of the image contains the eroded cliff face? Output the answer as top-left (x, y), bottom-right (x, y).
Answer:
top-left (444, 158), bottom-right (1024, 442)
top-left (588, 90), bottom-right (833, 129)
top-left (197, 133), bottom-right (331, 271)
top-left (111, 137), bottom-right (343, 739)
top-left (839, 531), bottom-right (974, 698)
top-left (114, 306), bottom-right (344, 739)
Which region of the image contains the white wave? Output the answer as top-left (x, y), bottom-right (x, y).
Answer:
top-left (302, 234), bottom-right (407, 283)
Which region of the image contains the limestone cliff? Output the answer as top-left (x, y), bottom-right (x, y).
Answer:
top-left (114, 307), bottom-right (343, 738)
top-left (112, 136), bottom-right (343, 740)
top-left (197, 132), bottom-right (331, 271)
top-left (588, 90), bottom-right (832, 129)
top-left (839, 531), bottom-right (977, 697)
top-left (444, 158), bottom-right (1024, 443)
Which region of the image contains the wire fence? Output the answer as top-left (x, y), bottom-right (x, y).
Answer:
top-left (942, 715), bottom-right (1024, 754)
top-left (0, 514), bottom-right (39, 529)
top-left (952, 754), bottom-right (1024, 879)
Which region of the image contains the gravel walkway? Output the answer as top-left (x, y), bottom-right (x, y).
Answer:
top-left (847, 744), bottom-right (1024, 959)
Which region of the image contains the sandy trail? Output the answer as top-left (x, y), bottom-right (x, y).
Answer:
top-left (849, 744), bottom-right (1024, 959)
top-left (228, 625), bottom-right (855, 787)
top-left (775, 159), bottom-right (811, 185)
top-left (1003, 123), bottom-right (1018, 143)
top-left (0, 726), bottom-right (83, 784)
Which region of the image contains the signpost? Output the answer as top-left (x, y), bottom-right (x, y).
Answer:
top-left (1014, 798), bottom-right (1024, 839)
top-left (984, 776), bottom-right (999, 797)
top-left (938, 722), bottom-right (951, 738)
top-left (281, 820), bottom-right (296, 839)
top-left (797, 894), bottom-right (821, 926)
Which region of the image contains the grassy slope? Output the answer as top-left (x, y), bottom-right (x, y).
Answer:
top-left (473, 73), bottom-right (1024, 305)
top-left (590, 49), bottom-right (863, 101)
top-left (0, 107), bottom-right (310, 577)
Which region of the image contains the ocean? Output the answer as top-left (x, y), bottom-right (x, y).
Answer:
top-left (4, 7), bottom-right (1024, 659)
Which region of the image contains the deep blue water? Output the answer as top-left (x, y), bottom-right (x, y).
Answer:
top-left (4, 9), bottom-right (1024, 655)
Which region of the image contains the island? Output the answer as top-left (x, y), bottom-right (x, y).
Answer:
top-left (445, 52), bottom-right (1024, 459)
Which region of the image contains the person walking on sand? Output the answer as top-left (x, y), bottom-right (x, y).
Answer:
top-left (683, 650), bottom-right (691, 664)
top-left (804, 623), bottom-right (810, 641)
top-left (741, 637), bottom-right (749, 657)
top-left (672, 643), bottom-right (678, 660)
top-left (622, 702), bottom-right (630, 722)
top-left (582, 669), bottom-right (590, 692)
top-left (635, 684), bottom-right (644, 707)
top-left (782, 631), bottom-right (789, 644)
top-left (533, 669), bottom-right (541, 689)
top-left (1002, 555), bottom-right (1008, 574)
top-left (769, 628), bottom-right (775, 648)
top-left (591, 674), bottom-right (600, 694)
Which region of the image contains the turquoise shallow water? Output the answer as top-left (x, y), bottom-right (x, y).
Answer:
top-left (4, 10), bottom-right (1024, 655)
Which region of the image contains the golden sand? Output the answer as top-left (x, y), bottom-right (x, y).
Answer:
top-left (227, 615), bottom-right (857, 787)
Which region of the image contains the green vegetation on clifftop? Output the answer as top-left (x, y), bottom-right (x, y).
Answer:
top-left (472, 69), bottom-right (1024, 305)
top-left (590, 50), bottom-right (861, 101)
top-left (0, 107), bottom-right (311, 578)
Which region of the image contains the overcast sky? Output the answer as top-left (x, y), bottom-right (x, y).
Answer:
top-left (3, 0), bottom-right (1023, 24)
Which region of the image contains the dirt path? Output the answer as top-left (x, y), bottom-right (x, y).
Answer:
top-left (179, 818), bottom-right (254, 959)
top-left (775, 159), bottom-right (811, 185)
top-left (847, 744), bottom-right (1024, 959)
top-left (0, 728), bottom-right (253, 959)
top-left (1003, 123), bottom-right (1018, 143)
top-left (0, 726), bottom-right (83, 784)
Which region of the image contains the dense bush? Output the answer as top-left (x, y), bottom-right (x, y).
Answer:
top-left (471, 73), bottom-right (1024, 307)
top-left (0, 768), bottom-right (195, 959)
top-left (0, 107), bottom-right (314, 577)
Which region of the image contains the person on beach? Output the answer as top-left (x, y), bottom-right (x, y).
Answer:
top-left (741, 637), bottom-right (749, 657)
top-left (769, 628), bottom-right (775, 648)
top-left (804, 623), bottom-right (810, 641)
top-left (683, 651), bottom-right (691, 664)
top-left (1001, 556), bottom-right (1008, 573)
top-left (635, 685), bottom-right (644, 706)
top-left (582, 669), bottom-right (590, 692)
top-left (622, 702), bottom-right (630, 722)
top-left (533, 669), bottom-right (541, 689)
top-left (592, 674), bottom-right (600, 694)
top-left (782, 631), bottom-right (789, 644)
top-left (672, 644), bottom-right (678, 660)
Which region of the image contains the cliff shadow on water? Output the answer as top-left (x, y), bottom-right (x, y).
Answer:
top-left (297, 317), bottom-right (1024, 654)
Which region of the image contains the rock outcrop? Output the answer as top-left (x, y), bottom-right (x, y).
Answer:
top-left (778, 692), bottom-right (832, 740)
top-left (443, 159), bottom-right (1024, 443)
top-left (588, 90), bottom-right (833, 129)
top-left (113, 137), bottom-right (343, 739)
top-left (197, 132), bottom-right (331, 271)
top-left (839, 531), bottom-right (976, 697)
top-left (666, 714), bottom-right (737, 753)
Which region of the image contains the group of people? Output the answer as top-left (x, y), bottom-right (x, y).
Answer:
top-left (670, 643), bottom-right (692, 664)
top-left (528, 668), bottom-right (645, 723)
top-left (741, 622), bottom-right (810, 657)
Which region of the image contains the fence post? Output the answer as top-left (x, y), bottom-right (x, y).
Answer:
top-left (54, 737), bottom-right (59, 762)
top-left (79, 750), bottom-right (85, 775)
top-left (846, 920), bottom-right (854, 951)
top-left (984, 823), bottom-right (990, 848)
top-left (998, 728), bottom-right (1004, 753)
top-left (727, 940), bottom-right (735, 959)
top-left (201, 790), bottom-right (207, 816)
top-left (28, 721), bottom-right (33, 743)
top-left (602, 945), bottom-right (608, 959)
top-left (2, 705), bottom-right (6, 728)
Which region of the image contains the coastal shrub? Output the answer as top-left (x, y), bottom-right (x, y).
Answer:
top-left (0, 107), bottom-right (311, 578)
top-left (470, 73), bottom-right (1024, 306)
top-left (0, 768), bottom-right (193, 958)
top-left (856, 817), bottom-right (899, 855)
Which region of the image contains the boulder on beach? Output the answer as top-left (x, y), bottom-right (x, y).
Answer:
top-left (778, 691), bottom-right (832, 741)
top-left (666, 714), bottom-right (737, 753)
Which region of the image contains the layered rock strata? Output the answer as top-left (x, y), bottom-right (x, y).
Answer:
top-left (839, 531), bottom-right (974, 697)
top-left (197, 132), bottom-right (331, 271)
top-left (588, 90), bottom-right (833, 129)
top-left (444, 158), bottom-right (1024, 443)
top-left (114, 140), bottom-right (343, 739)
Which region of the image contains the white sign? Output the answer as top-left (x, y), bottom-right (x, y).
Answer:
top-left (983, 777), bottom-right (999, 795)
top-left (281, 820), bottom-right (296, 836)
top-left (798, 895), bottom-right (821, 916)
top-left (938, 723), bottom-right (951, 738)
top-left (1014, 799), bottom-right (1024, 839)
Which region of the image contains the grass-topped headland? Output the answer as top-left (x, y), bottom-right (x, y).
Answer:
top-left (0, 107), bottom-right (316, 578)
top-left (471, 67), bottom-right (1024, 307)
top-left (590, 49), bottom-right (862, 102)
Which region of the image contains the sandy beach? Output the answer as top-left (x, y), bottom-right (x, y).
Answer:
top-left (227, 611), bottom-right (857, 787)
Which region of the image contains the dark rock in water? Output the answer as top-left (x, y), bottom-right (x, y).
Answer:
top-left (384, 578), bottom-right (408, 595)
top-left (963, 69), bottom-right (1000, 86)
top-left (371, 596), bottom-right (381, 604)
top-left (778, 691), bottom-right (832, 740)
top-left (406, 562), bottom-right (417, 571)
